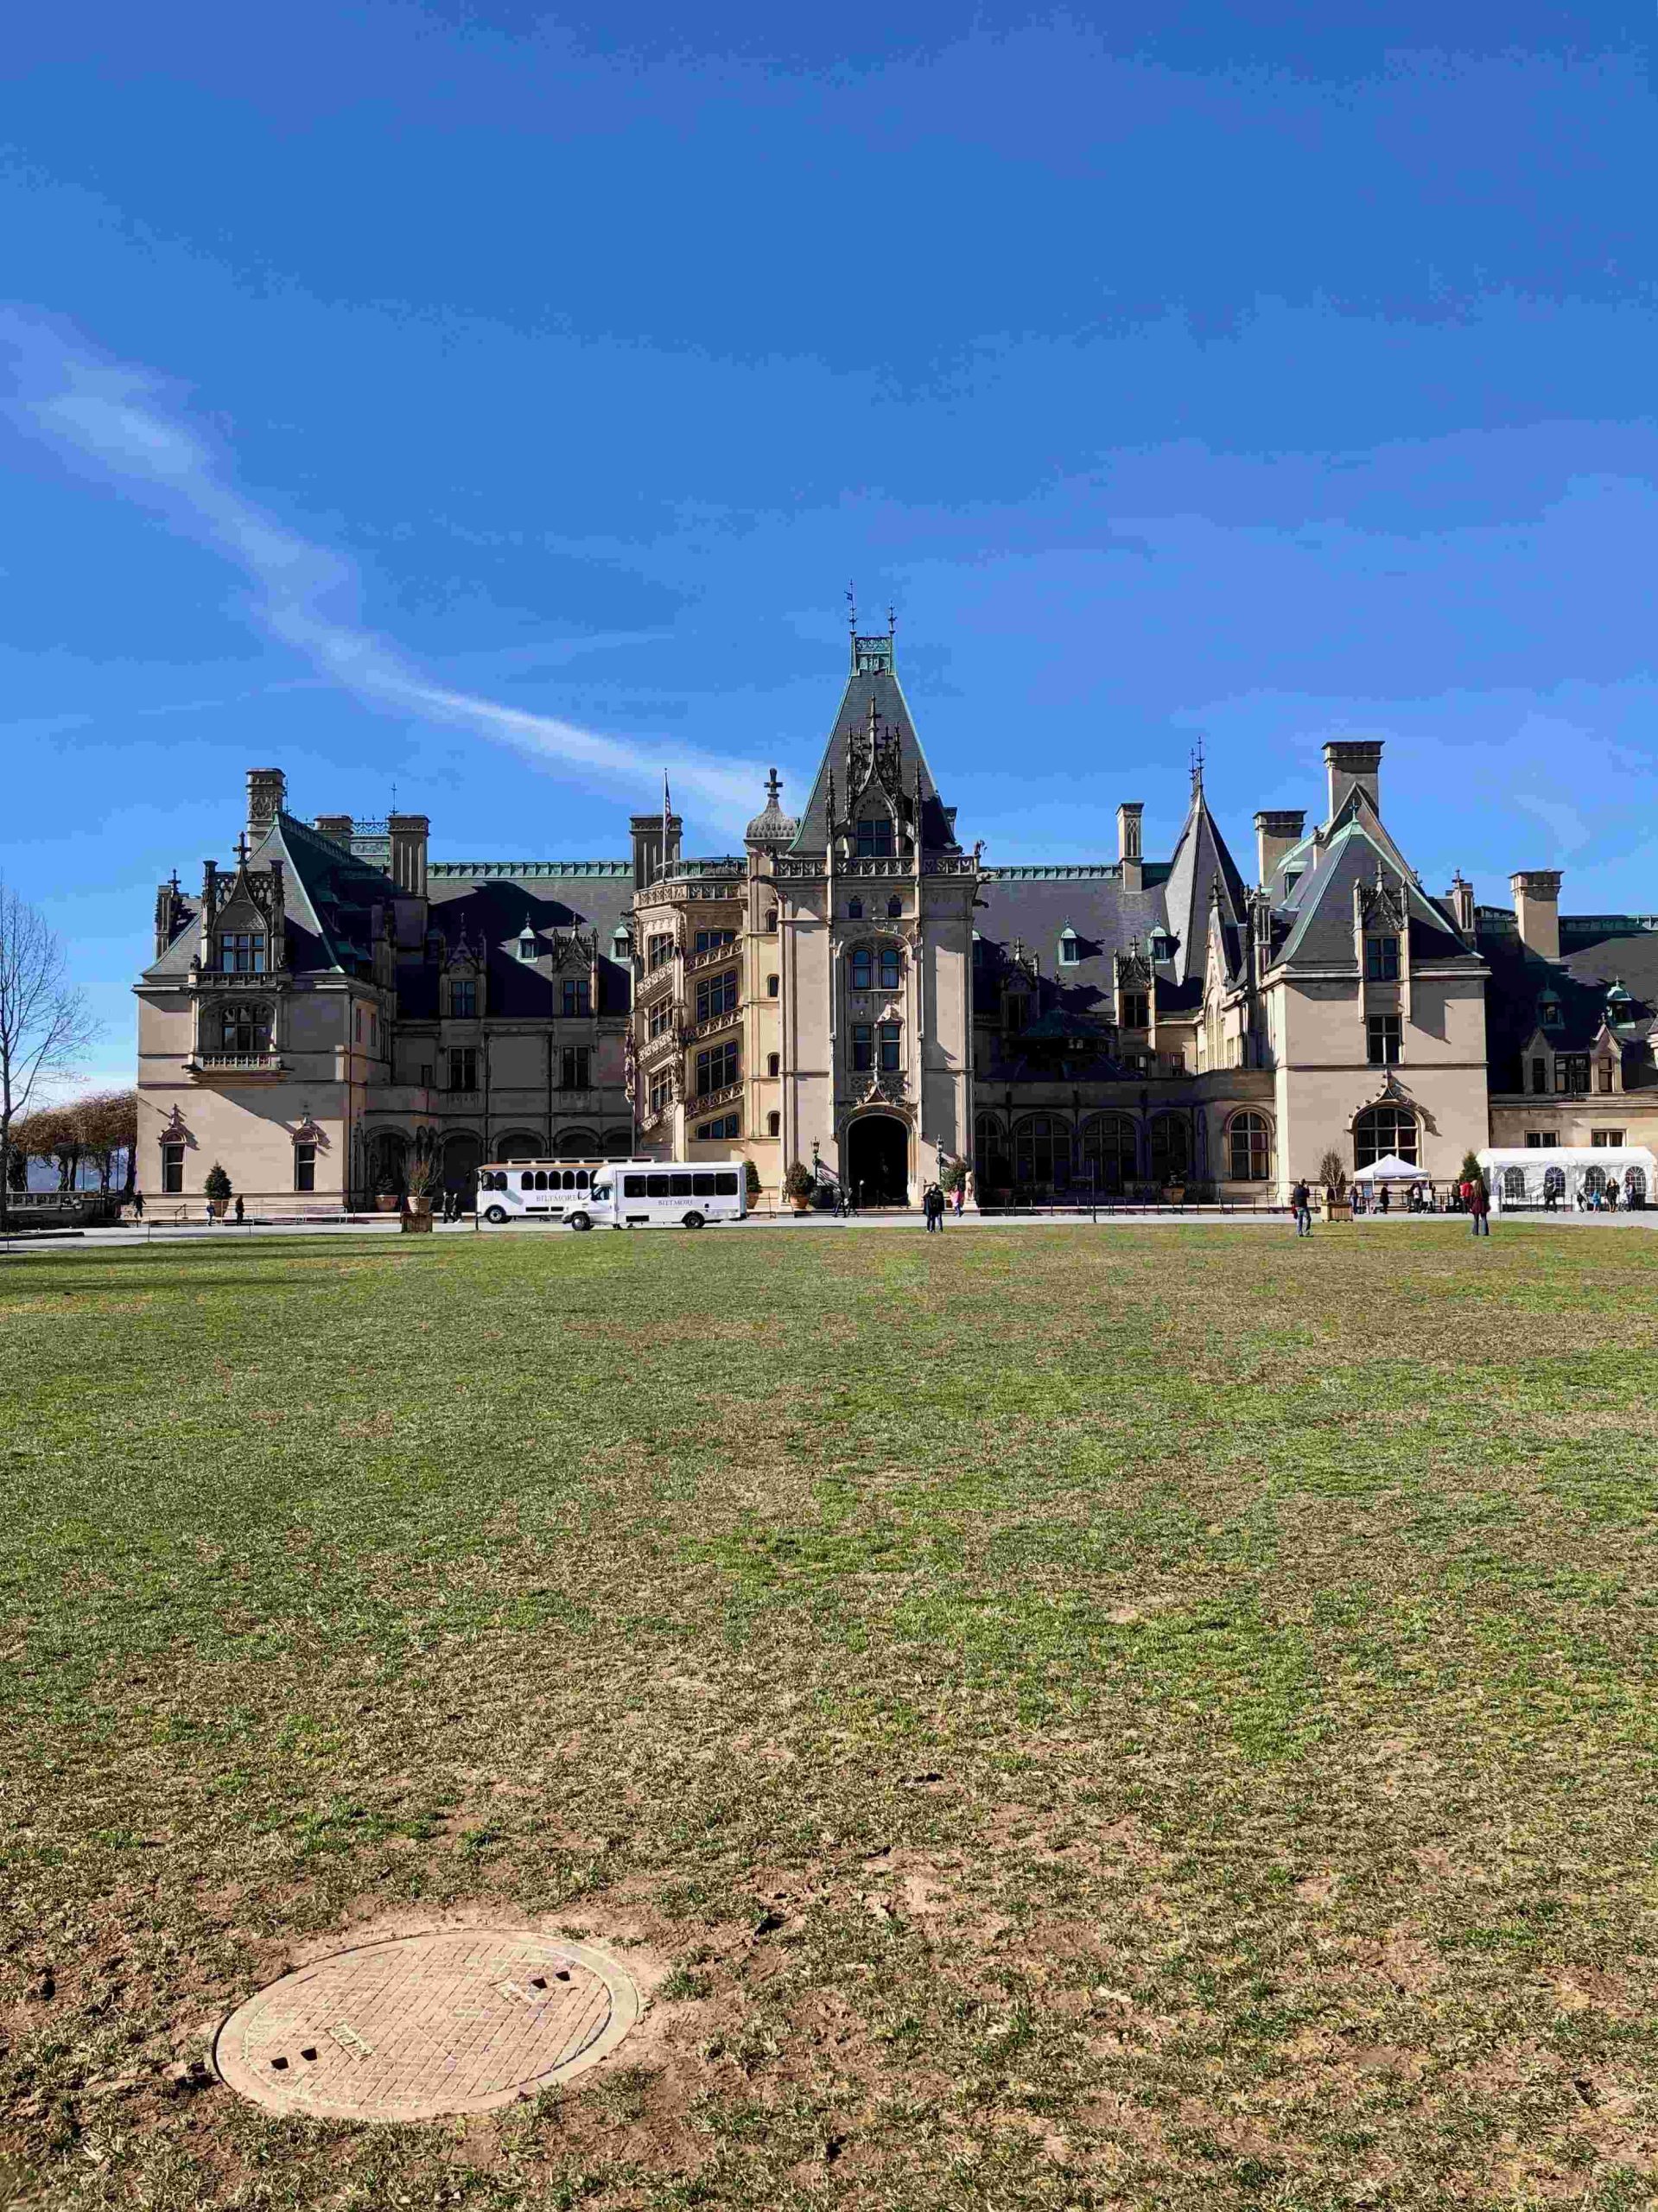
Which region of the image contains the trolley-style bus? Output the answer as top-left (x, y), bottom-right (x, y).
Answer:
top-left (477, 1159), bottom-right (746, 1230)
top-left (476, 1158), bottom-right (648, 1227)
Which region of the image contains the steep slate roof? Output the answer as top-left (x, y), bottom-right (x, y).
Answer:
top-left (971, 779), bottom-right (1250, 1032)
top-left (791, 636), bottom-right (956, 853)
top-left (142, 810), bottom-right (403, 981)
top-left (1266, 813), bottom-right (1477, 975)
top-left (1478, 912), bottom-right (1658, 1090)
top-left (1162, 778), bottom-right (1248, 983)
top-left (420, 861), bottom-right (636, 1021)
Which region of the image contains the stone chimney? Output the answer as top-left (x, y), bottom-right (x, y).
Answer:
top-left (1255, 809), bottom-right (1305, 887)
top-left (1511, 869), bottom-right (1562, 961)
top-left (631, 811), bottom-right (683, 892)
top-left (388, 814), bottom-right (429, 897)
top-left (1324, 740), bottom-right (1383, 823)
top-left (1445, 872), bottom-right (1475, 938)
top-left (314, 814), bottom-right (354, 848)
top-left (1117, 802), bottom-right (1143, 893)
top-left (246, 767), bottom-right (286, 841)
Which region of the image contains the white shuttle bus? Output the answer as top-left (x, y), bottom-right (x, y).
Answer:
top-left (477, 1159), bottom-right (746, 1230)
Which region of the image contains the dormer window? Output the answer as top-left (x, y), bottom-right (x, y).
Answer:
top-left (611, 925), bottom-right (632, 960)
top-left (1147, 929), bottom-right (1173, 963)
top-left (517, 928), bottom-right (538, 962)
top-left (1058, 928), bottom-right (1080, 967)
top-left (1282, 871), bottom-right (1301, 896)
top-left (1121, 991), bottom-right (1150, 1029)
top-left (856, 817), bottom-right (895, 859)
top-left (1540, 995), bottom-right (1563, 1030)
top-left (218, 930), bottom-right (266, 974)
top-left (1365, 935), bottom-right (1400, 982)
top-left (448, 977), bottom-right (476, 1020)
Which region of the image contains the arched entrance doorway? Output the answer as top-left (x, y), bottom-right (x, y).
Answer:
top-left (845, 1113), bottom-right (910, 1205)
top-left (442, 1131), bottom-right (480, 1207)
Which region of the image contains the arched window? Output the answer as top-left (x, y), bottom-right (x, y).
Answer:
top-left (887, 895), bottom-right (902, 918)
top-left (534, 1170), bottom-right (549, 1191)
top-left (1014, 1116), bottom-right (1071, 1190)
top-left (1353, 1104), bottom-right (1418, 1167)
top-left (975, 1113), bottom-right (1009, 1188)
top-left (767, 1110), bottom-right (780, 1135)
top-left (1227, 1111), bottom-right (1271, 1182)
top-left (1150, 1116), bottom-right (1190, 1182)
top-left (879, 946), bottom-right (901, 992)
top-left (848, 899), bottom-right (863, 920)
top-left (1502, 1166), bottom-right (1526, 1201)
top-left (1626, 1166), bottom-right (1647, 1203)
top-left (1079, 1113), bottom-right (1138, 1193)
top-left (219, 1003), bottom-right (273, 1054)
top-left (1583, 1165), bottom-right (1606, 1198)
top-left (556, 1129), bottom-right (597, 1160)
top-left (767, 1052), bottom-right (779, 1077)
top-left (1544, 1165), bottom-right (1566, 1202)
top-left (850, 947), bottom-right (873, 991)
top-left (767, 974), bottom-right (779, 997)
top-left (520, 1171), bottom-right (534, 1191)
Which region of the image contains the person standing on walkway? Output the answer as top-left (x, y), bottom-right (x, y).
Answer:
top-left (953, 1179), bottom-right (964, 1218)
top-left (233, 1195), bottom-right (245, 1224)
top-left (1290, 1178), bottom-right (1312, 1237)
top-left (130, 1190), bottom-right (144, 1220)
top-left (1469, 1171), bottom-right (1490, 1237)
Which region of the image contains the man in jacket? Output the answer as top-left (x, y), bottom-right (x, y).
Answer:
top-left (1468, 1173), bottom-right (1490, 1237)
top-left (1290, 1179), bottom-right (1312, 1237)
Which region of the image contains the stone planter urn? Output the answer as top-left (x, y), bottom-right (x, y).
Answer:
top-left (375, 1192), bottom-right (402, 1213)
top-left (1320, 1191), bottom-right (1352, 1222)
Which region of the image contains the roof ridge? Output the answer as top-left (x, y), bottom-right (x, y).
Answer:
top-left (429, 860), bottom-right (631, 877)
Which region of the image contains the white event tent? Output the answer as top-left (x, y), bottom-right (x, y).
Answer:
top-left (1477, 1146), bottom-right (1655, 1213)
top-left (1350, 1154), bottom-right (1424, 1184)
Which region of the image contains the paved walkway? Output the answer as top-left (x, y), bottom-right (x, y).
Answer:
top-left (5, 1209), bottom-right (1657, 1255)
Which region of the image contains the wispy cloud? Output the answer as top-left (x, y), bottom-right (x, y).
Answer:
top-left (0, 310), bottom-right (763, 821)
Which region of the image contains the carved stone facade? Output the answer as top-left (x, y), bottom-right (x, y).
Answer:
top-left (135, 641), bottom-right (1658, 1212)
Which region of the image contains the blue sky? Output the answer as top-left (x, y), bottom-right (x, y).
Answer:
top-left (3, 3), bottom-right (1655, 1084)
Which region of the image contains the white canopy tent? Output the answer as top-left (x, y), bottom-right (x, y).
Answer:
top-left (1478, 1145), bottom-right (1655, 1213)
top-left (1350, 1154), bottom-right (1425, 1183)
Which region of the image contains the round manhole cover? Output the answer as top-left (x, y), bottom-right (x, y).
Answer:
top-left (213, 1929), bottom-right (638, 2121)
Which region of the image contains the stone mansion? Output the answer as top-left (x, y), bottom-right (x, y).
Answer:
top-left (135, 629), bottom-right (1658, 1210)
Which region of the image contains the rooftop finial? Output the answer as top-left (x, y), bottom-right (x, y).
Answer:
top-left (847, 579), bottom-right (857, 632)
top-left (887, 603), bottom-right (897, 639)
top-left (765, 766), bottom-right (782, 806)
top-left (1191, 732), bottom-right (1206, 800)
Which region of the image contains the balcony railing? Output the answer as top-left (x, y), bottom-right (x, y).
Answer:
top-left (690, 1079), bottom-right (743, 1111)
top-left (683, 944), bottom-right (737, 975)
top-left (187, 1052), bottom-right (287, 1079)
top-left (688, 1009), bottom-right (740, 1044)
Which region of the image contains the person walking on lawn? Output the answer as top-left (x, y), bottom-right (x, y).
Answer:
top-left (1468, 1171), bottom-right (1490, 1237)
top-left (1290, 1178), bottom-right (1312, 1237)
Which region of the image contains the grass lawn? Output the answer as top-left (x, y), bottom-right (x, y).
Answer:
top-left (3, 1223), bottom-right (1658, 2210)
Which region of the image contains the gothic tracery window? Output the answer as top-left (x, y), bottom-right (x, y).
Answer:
top-left (1353, 1104), bottom-right (1417, 1167)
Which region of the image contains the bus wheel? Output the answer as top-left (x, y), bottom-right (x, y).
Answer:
top-left (484, 1205), bottom-right (507, 1224)
top-left (682, 1211), bottom-right (705, 1230)
top-left (567, 1212), bottom-right (592, 1232)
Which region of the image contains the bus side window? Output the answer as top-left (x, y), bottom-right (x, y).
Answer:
top-left (670, 1172), bottom-right (693, 1197)
top-left (715, 1173), bottom-right (738, 1196)
top-left (576, 1170), bottom-right (589, 1189)
top-left (623, 1173), bottom-right (647, 1198)
top-left (692, 1173), bottom-right (716, 1197)
top-left (519, 1171), bottom-right (532, 1190)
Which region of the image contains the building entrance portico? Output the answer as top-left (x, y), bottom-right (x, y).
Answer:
top-left (845, 1111), bottom-right (909, 1205)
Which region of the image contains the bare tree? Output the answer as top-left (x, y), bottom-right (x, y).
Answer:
top-left (0, 880), bottom-right (99, 1235)
top-left (75, 1090), bottom-right (139, 1194)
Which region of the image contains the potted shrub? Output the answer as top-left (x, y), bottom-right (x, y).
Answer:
top-left (203, 1162), bottom-right (232, 1219)
top-left (744, 1160), bottom-right (762, 1209)
top-left (1318, 1149), bottom-right (1350, 1222)
top-left (402, 1157), bottom-right (438, 1232)
top-left (374, 1174), bottom-right (402, 1214)
top-left (783, 1160), bottom-right (816, 1214)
